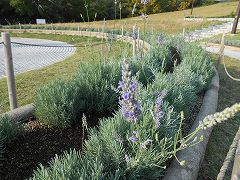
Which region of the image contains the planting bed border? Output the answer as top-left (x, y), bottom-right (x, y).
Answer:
top-left (0, 28), bottom-right (219, 180)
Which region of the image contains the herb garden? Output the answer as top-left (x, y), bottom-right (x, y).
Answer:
top-left (1, 0), bottom-right (240, 177)
top-left (1, 29), bottom-right (239, 180)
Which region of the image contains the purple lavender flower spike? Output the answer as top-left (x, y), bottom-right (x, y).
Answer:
top-left (118, 59), bottom-right (142, 123)
top-left (155, 89), bottom-right (167, 129)
top-left (157, 34), bottom-right (165, 45)
top-left (118, 81), bottom-right (124, 90)
top-left (129, 130), bottom-right (139, 143)
top-left (132, 26), bottom-right (138, 40)
top-left (123, 92), bottom-right (131, 100)
top-left (130, 81), bottom-right (137, 92)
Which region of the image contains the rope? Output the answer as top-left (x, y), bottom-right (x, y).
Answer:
top-left (217, 126), bottom-right (240, 180)
top-left (223, 58), bottom-right (240, 82)
top-left (10, 41), bottom-right (106, 48)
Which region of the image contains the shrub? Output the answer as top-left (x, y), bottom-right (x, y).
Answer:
top-left (0, 115), bottom-right (22, 166)
top-left (73, 61), bottom-right (121, 115)
top-left (31, 150), bottom-right (104, 180)
top-left (0, 115), bottom-right (22, 144)
top-left (30, 35), bottom-right (216, 179)
top-left (34, 79), bottom-right (81, 128)
top-left (34, 41), bottom-right (173, 127)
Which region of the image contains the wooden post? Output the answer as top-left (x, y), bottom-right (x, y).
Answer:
top-left (121, 25), bottom-right (124, 37)
top-left (183, 28), bottom-right (185, 38)
top-left (191, 0), bottom-right (194, 15)
top-left (51, 23), bottom-right (54, 34)
top-left (132, 26), bottom-right (137, 57)
top-left (231, 0), bottom-right (240, 34)
top-left (137, 27), bottom-right (140, 53)
top-left (1, 32), bottom-right (18, 110)
top-left (216, 33), bottom-right (225, 70)
top-left (102, 18), bottom-right (106, 41)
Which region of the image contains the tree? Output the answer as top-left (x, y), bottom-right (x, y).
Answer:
top-left (231, 0), bottom-right (240, 34)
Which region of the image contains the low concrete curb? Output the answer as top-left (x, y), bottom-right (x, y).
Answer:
top-left (1, 103), bottom-right (35, 123)
top-left (163, 69), bottom-right (219, 180)
top-left (231, 129), bottom-right (240, 179)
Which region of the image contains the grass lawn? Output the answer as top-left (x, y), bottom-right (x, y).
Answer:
top-left (36, 1), bottom-right (238, 34)
top-left (207, 31), bottom-right (240, 47)
top-left (0, 33), bottom-right (129, 113)
top-left (199, 55), bottom-right (240, 179)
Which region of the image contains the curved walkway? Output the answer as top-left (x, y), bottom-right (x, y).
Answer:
top-left (0, 37), bottom-right (76, 78)
top-left (184, 18), bottom-right (239, 41)
top-left (204, 43), bottom-right (240, 60)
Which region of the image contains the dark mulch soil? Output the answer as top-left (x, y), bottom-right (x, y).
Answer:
top-left (182, 92), bottom-right (205, 135)
top-left (0, 93), bottom-right (204, 180)
top-left (0, 115), bottom-right (100, 180)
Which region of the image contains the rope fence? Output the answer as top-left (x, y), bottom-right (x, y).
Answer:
top-left (215, 33), bottom-right (240, 180)
top-left (0, 27), bottom-right (142, 111)
top-left (217, 127), bottom-right (240, 180)
top-left (10, 41), bottom-right (106, 48)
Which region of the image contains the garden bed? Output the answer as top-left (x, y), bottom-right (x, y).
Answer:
top-left (0, 93), bottom-right (204, 180)
top-left (1, 34), bottom-right (216, 179)
top-left (0, 114), bottom-right (101, 180)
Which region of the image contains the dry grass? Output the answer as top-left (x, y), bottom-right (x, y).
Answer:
top-left (32, 2), bottom-right (238, 34)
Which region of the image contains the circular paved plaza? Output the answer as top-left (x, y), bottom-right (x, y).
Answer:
top-left (0, 38), bottom-right (76, 78)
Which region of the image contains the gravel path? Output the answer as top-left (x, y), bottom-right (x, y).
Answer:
top-left (0, 38), bottom-right (76, 78)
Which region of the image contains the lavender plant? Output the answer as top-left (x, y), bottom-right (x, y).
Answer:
top-left (118, 59), bottom-right (141, 123)
top-left (31, 36), bottom-right (221, 179)
top-left (155, 90), bottom-right (168, 129)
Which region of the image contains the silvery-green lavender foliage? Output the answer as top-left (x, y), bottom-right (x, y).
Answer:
top-left (0, 115), bottom-right (22, 144)
top-left (142, 34), bottom-right (173, 73)
top-left (34, 37), bottom-right (174, 127)
top-left (0, 115), bottom-right (22, 166)
top-left (73, 61), bottom-right (121, 115)
top-left (31, 150), bottom-right (104, 180)
top-left (34, 79), bottom-right (80, 128)
top-left (31, 36), bottom-right (215, 179)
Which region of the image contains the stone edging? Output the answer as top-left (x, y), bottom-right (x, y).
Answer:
top-left (232, 137), bottom-right (240, 179)
top-left (1, 103), bottom-right (35, 123)
top-left (163, 68), bottom-right (219, 180)
top-left (0, 29), bottom-right (219, 180)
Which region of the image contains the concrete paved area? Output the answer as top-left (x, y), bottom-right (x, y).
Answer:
top-left (0, 38), bottom-right (76, 78)
top-left (204, 43), bottom-right (240, 60)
